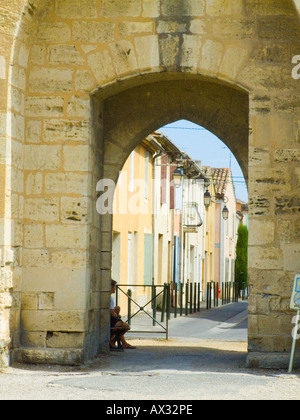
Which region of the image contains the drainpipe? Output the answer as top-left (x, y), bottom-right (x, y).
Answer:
top-left (180, 179), bottom-right (185, 285)
top-left (152, 153), bottom-right (159, 288)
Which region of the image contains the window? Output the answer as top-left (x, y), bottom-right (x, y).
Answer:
top-left (129, 151), bottom-right (134, 192)
top-left (127, 232), bottom-right (132, 284)
top-left (145, 151), bottom-right (149, 200)
top-left (143, 234), bottom-right (153, 286)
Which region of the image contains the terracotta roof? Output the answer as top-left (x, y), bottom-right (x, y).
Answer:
top-left (211, 168), bottom-right (231, 198)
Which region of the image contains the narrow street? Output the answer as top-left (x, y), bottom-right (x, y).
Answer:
top-left (1, 302), bottom-right (299, 400)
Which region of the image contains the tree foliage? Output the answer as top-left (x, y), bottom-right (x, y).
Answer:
top-left (235, 224), bottom-right (248, 290)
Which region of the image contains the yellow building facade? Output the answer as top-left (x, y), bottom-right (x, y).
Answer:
top-left (204, 178), bottom-right (216, 294)
top-left (112, 142), bottom-right (154, 313)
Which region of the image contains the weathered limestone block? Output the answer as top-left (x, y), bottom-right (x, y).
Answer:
top-left (0, 267), bottom-right (13, 291)
top-left (250, 43), bottom-right (289, 64)
top-left (277, 220), bottom-right (293, 244)
top-left (29, 67), bottom-right (73, 93)
top-left (274, 94), bottom-right (300, 113)
top-left (142, 0), bottom-right (160, 17)
top-left (20, 331), bottom-right (47, 348)
top-left (54, 0), bottom-right (97, 19)
top-left (17, 44), bottom-right (29, 68)
top-left (135, 35), bottom-right (160, 70)
top-left (21, 293), bottom-right (38, 310)
top-left (45, 225), bottom-right (88, 248)
top-left (274, 149), bottom-right (300, 162)
top-left (245, 0), bottom-right (296, 16)
top-left (157, 20), bottom-right (189, 34)
top-left (248, 246), bottom-right (283, 270)
top-left (190, 19), bottom-right (206, 34)
top-left (0, 55), bottom-right (6, 79)
top-left (44, 172), bottom-right (89, 195)
top-left (54, 289), bottom-right (86, 310)
top-left (0, 7), bottom-right (20, 36)
top-left (248, 294), bottom-right (271, 315)
top-left (109, 40), bottom-right (138, 76)
top-left (87, 50), bottom-right (116, 83)
top-left (24, 224), bottom-right (44, 248)
top-left (11, 87), bottom-right (24, 113)
top-left (21, 310), bottom-right (87, 332)
top-left (72, 21), bottom-right (115, 43)
top-left (46, 331), bottom-right (84, 349)
top-left (158, 34), bottom-right (181, 68)
top-left (161, 0), bottom-right (205, 16)
top-left (206, 0), bottom-right (244, 16)
top-left (248, 220), bottom-right (275, 246)
top-left (25, 96), bottom-right (64, 117)
top-left (275, 195), bottom-right (300, 215)
top-left (63, 145), bottom-right (90, 172)
top-left (25, 172), bottom-right (43, 195)
top-left (30, 45), bottom-right (46, 65)
top-left (100, 0), bottom-right (142, 17)
top-left (10, 65), bottom-right (26, 90)
top-left (23, 268), bottom-right (89, 294)
top-left (181, 35), bottom-right (203, 69)
top-left (48, 45), bottom-right (85, 66)
top-left (25, 198), bottom-right (59, 223)
top-left (37, 22), bottom-right (71, 43)
top-left (38, 292), bottom-right (54, 310)
top-left (61, 196), bottom-right (89, 224)
top-left (51, 250), bottom-right (87, 268)
top-left (119, 21), bottom-right (153, 36)
top-left (246, 267), bottom-right (271, 296)
top-left (44, 119), bottom-right (90, 143)
top-left (13, 348), bottom-right (84, 365)
top-left (75, 70), bottom-right (96, 92)
top-left (212, 18), bottom-right (256, 40)
top-left (220, 46), bottom-right (248, 79)
top-left (199, 39), bottom-right (223, 73)
top-left (249, 147), bottom-right (271, 168)
top-left (282, 245), bottom-right (300, 272)
top-left (22, 249), bottom-right (50, 267)
top-left (67, 95), bottom-right (90, 118)
top-left (24, 145), bottom-right (61, 170)
top-left (26, 120), bottom-right (42, 143)
top-left (259, 17), bottom-right (300, 41)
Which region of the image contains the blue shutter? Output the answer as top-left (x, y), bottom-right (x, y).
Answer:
top-left (144, 234), bottom-right (153, 285)
top-left (173, 235), bottom-right (180, 283)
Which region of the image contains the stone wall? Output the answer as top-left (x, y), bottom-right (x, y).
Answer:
top-left (0, 0), bottom-right (299, 367)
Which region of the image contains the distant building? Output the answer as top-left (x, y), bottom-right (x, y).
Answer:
top-left (211, 168), bottom-right (239, 286)
top-left (236, 199), bottom-right (249, 228)
top-left (112, 132), bottom-right (209, 313)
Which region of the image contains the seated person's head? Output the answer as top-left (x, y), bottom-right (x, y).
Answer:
top-left (111, 279), bottom-right (117, 294)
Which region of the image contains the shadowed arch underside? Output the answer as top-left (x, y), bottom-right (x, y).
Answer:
top-left (98, 75), bottom-right (249, 184)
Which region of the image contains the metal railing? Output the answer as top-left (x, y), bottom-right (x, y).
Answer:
top-left (116, 284), bottom-right (169, 340)
top-left (116, 280), bottom-right (248, 340)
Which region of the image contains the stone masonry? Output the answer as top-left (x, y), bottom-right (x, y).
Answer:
top-left (0, 0), bottom-right (299, 367)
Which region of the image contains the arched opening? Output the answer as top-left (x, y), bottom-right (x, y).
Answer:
top-left (109, 117), bottom-right (248, 350)
top-left (95, 74), bottom-right (249, 355)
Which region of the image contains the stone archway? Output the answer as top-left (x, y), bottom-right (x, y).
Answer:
top-left (0, 0), bottom-right (299, 367)
top-left (95, 73), bottom-right (249, 355)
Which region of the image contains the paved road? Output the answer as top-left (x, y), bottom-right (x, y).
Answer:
top-left (167, 301), bottom-right (248, 341)
top-left (1, 302), bottom-right (299, 400)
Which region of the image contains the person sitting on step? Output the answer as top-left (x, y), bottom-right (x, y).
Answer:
top-left (110, 279), bottom-right (136, 350)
